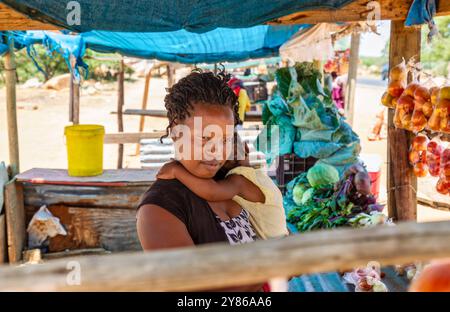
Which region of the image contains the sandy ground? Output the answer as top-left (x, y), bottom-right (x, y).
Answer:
top-left (1, 75), bottom-right (448, 222)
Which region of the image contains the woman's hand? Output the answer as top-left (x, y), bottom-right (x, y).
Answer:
top-left (157, 161), bottom-right (181, 180)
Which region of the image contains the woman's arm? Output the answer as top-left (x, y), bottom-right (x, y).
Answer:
top-left (137, 204), bottom-right (194, 250)
top-left (137, 204), bottom-right (264, 291)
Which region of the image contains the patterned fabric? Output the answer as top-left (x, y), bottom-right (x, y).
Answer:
top-left (217, 209), bottom-right (257, 245)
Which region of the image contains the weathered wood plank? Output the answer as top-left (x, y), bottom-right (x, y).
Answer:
top-left (104, 132), bottom-right (165, 144)
top-left (16, 168), bottom-right (157, 186)
top-left (25, 205), bottom-right (140, 253)
top-left (23, 184), bottom-right (149, 209)
top-left (270, 0), bottom-right (450, 25)
top-left (4, 181), bottom-right (26, 263)
top-left (0, 214), bottom-right (7, 263)
top-left (43, 248), bottom-right (110, 260)
top-left (387, 21), bottom-right (420, 221)
top-left (0, 3), bottom-right (61, 30)
top-left (1, 220), bottom-right (450, 291)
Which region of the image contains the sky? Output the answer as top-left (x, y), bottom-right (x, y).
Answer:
top-left (359, 21), bottom-right (390, 57)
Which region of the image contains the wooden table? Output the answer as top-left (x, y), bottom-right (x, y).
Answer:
top-left (15, 168), bottom-right (156, 255)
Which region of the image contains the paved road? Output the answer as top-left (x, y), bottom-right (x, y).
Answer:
top-left (357, 77), bottom-right (387, 88)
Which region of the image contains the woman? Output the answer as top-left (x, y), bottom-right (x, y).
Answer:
top-left (136, 70), bottom-right (265, 291)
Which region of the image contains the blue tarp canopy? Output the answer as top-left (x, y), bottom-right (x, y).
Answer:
top-left (2, 0), bottom-right (353, 33)
top-left (0, 0), bottom-right (436, 33)
top-left (7, 24), bottom-right (302, 64)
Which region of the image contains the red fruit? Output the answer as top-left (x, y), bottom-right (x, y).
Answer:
top-left (414, 86), bottom-right (431, 102)
top-left (412, 135), bottom-right (428, 151)
top-left (428, 164), bottom-right (441, 177)
top-left (436, 178), bottom-right (449, 195)
top-left (409, 150), bottom-right (421, 164)
top-left (413, 162), bottom-right (428, 177)
top-left (404, 83), bottom-right (421, 98)
top-left (398, 95), bottom-right (415, 112)
top-left (427, 141), bottom-right (443, 155)
top-left (388, 80), bottom-right (405, 98)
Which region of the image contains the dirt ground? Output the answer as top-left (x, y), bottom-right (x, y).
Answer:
top-left (1, 75), bottom-right (448, 222)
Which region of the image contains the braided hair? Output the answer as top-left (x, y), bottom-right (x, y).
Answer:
top-left (162, 68), bottom-right (241, 142)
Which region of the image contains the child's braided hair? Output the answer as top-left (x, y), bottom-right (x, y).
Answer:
top-left (162, 68), bottom-right (241, 142)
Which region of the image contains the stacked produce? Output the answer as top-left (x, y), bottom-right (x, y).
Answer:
top-left (257, 62), bottom-right (360, 174)
top-left (409, 134), bottom-right (428, 177)
top-left (409, 135), bottom-right (450, 195)
top-left (381, 60), bottom-right (450, 134)
top-left (285, 163), bottom-right (389, 232)
top-left (381, 60), bottom-right (407, 109)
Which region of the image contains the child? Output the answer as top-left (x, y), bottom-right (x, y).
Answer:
top-left (156, 135), bottom-right (289, 240)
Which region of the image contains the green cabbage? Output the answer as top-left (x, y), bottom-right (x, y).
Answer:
top-left (301, 188), bottom-right (315, 204)
top-left (307, 163), bottom-right (339, 188)
top-left (293, 183), bottom-right (307, 205)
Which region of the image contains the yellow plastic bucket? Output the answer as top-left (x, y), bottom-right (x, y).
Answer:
top-left (64, 124), bottom-right (105, 177)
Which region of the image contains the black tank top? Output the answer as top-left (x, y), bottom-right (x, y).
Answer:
top-left (137, 179), bottom-right (228, 245)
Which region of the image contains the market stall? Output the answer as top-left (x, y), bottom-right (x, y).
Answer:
top-left (1, 0), bottom-right (450, 292)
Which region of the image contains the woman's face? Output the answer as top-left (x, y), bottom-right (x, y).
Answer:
top-left (172, 103), bottom-right (235, 178)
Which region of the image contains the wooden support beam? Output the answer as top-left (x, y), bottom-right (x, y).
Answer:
top-left (104, 132), bottom-right (166, 144)
top-left (117, 60), bottom-right (125, 169)
top-left (0, 214), bottom-right (6, 263)
top-left (135, 68), bottom-right (153, 155)
top-left (270, 0), bottom-right (450, 25)
top-left (1, 221), bottom-right (450, 291)
top-left (387, 21), bottom-right (420, 221)
top-left (5, 38), bottom-right (20, 176)
top-left (0, 3), bottom-right (61, 30)
top-left (4, 181), bottom-right (25, 264)
top-left (344, 31), bottom-right (360, 127)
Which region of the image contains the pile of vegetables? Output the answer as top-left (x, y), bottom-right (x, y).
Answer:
top-left (285, 163), bottom-right (389, 232)
top-left (409, 134), bottom-right (450, 195)
top-left (256, 62), bottom-right (360, 174)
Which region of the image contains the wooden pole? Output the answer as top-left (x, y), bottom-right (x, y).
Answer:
top-left (345, 31), bottom-right (360, 127)
top-left (1, 220), bottom-right (450, 291)
top-left (166, 64), bottom-right (175, 88)
top-left (70, 75), bottom-right (80, 125)
top-left (117, 59), bottom-right (125, 169)
top-left (4, 38), bottom-right (19, 176)
top-left (135, 68), bottom-right (152, 155)
top-left (387, 21), bottom-right (420, 221)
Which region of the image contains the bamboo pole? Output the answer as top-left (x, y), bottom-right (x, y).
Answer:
top-left (135, 68), bottom-right (152, 155)
top-left (344, 31), bottom-right (360, 127)
top-left (387, 21), bottom-right (420, 221)
top-left (4, 38), bottom-right (19, 176)
top-left (117, 59), bottom-right (125, 169)
top-left (1, 220), bottom-right (450, 291)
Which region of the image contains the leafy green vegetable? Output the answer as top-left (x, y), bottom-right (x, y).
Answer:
top-left (293, 183), bottom-right (307, 205)
top-left (307, 163), bottom-right (340, 188)
top-left (301, 188), bottom-right (315, 205)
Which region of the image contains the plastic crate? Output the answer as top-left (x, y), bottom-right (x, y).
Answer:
top-left (276, 154), bottom-right (317, 193)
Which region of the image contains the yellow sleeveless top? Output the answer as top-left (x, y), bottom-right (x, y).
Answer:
top-left (226, 166), bottom-right (289, 240)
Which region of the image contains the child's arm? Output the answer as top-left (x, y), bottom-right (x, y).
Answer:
top-left (157, 161), bottom-right (242, 202)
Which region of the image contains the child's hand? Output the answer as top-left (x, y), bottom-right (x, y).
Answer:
top-left (157, 161), bottom-right (181, 180)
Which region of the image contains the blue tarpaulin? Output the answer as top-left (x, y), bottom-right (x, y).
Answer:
top-left (9, 25), bottom-right (302, 64)
top-left (0, 0), bottom-right (437, 33)
top-left (1, 0), bottom-right (353, 33)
